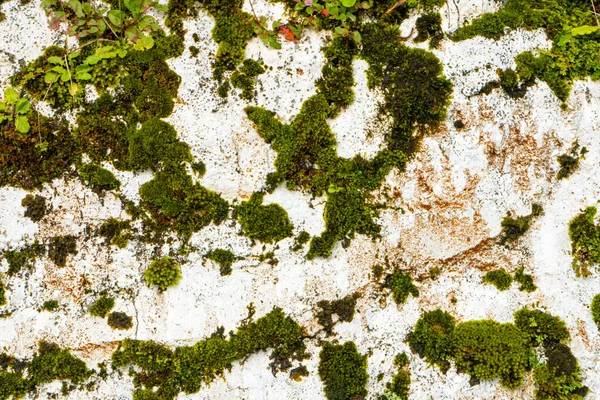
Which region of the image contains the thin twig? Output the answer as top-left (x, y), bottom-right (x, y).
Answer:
top-left (591, 0), bottom-right (600, 27)
top-left (385, 0), bottom-right (406, 15)
top-left (248, 0), bottom-right (268, 32)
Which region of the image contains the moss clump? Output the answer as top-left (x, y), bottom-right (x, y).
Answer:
top-left (128, 119), bottom-right (192, 171)
top-left (533, 341), bottom-right (588, 400)
top-left (414, 12), bottom-right (443, 48)
top-left (3, 242), bottom-right (45, 275)
top-left (206, 249), bottom-right (236, 276)
top-left (514, 308), bottom-right (570, 346)
top-left (316, 292), bottom-right (360, 335)
top-left (557, 141), bottom-right (587, 180)
top-left (89, 296), bottom-right (115, 318)
top-left (47, 235), bottom-right (77, 267)
top-left (452, 0), bottom-right (600, 102)
top-left (386, 269), bottom-right (419, 304)
top-left (289, 365), bottom-right (309, 382)
top-left (569, 206), bottom-right (600, 276)
top-left (139, 166), bottom-right (229, 239)
top-left (498, 68), bottom-right (531, 98)
top-left (98, 218), bottom-right (132, 248)
top-left (514, 267), bottom-right (537, 292)
top-left (0, 371), bottom-right (27, 399)
top-left (189, 46), bottom-right (199, 57)
top-left (384, 353), bottom-right (411, 400)
top-left (361, 22), bottom-right (452, 156)
top-left (112, 307), bottom-right (306, 399)
top-left (230, 59), bottom-right (265, 101)
top-left (21, 194), bottom-right (48, 222)
top-left (236, 192), bottom-right (293, 244)
top-left (453, 320), bottom-right (531, 388)
top-left (591, 294), bottom-right (600, 331)
top-left (318, 341), bottom-right (368, 400)
top-left (78, 164), bottom-right (121, 195)
top-left (29, 341), bottom-right (91, 386)
top-left (144, 257), bottom-right (182, 291)
top-left (107, 311), bottom-right (133, 330)
top-left (482, 268), bottom-right (513, 291)
top-left (0, 279), bottom-right (6, 307)
top-left (41, 300), bottom-right (59, 312)
top-left (500, 203), bottom-right (543, 243)
top-left (407, 309), bottom-right (456, 373)
top-left (292, 231), bottom-right (310, 251)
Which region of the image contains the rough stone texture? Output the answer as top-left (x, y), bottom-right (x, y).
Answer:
top-left (1, 0), bottom-right (600, 399)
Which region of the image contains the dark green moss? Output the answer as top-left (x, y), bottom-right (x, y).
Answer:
top-left (500, 203), bottom-right (543, 243)
top-left (98, 218), bottom-right (132, 248)
top-left (591, 294), bottom-right (600, 331)
top-left (29, 341), bottom-right (91, 386)
top-left (407, 309), bottom-right (456, 373)
top-left (78, 164), bottom-right (121, 195)
top-left (482, 268), bottom-right (513, 291)
top-left (0, 279), bottom-right (5, 307)
top-left (189, 46), bottom-right (199, 57)
top-left (386, 269), bottom-right (419, 304)
top-left (557, 141), bottom-right (586, 180)
top-left (236, 192), bottom-right (293, 244)
top-left (316, 292), bottom-right (360, 335)
top-left (569, 206), bottom-right (600, 276)
top-left (292, 231), bottom-right (311, 251)
top-left (3, 242), bottom-right (45, 275)
top-left (414, 12), bottom-right (443, 48)
top-left (41, 300), bottom-right (59, 312)
top-left (0, 371), bottom-right (27, 399)
top-left (514, 267), bottom-right (537, 292)
top-left (21, 194), bottom-right (48, 222)
top-left (318, 341), bottom-right (368, 400)
top-left (534, 341), bottom-right (588, 399)
top-left (107, 311), bottom-right (133, 330)
top-left (289, 365), bottom-right (309, 382)
top-left (89, 296), bottom-right (115, 318)
top-left (47, 235), bottom-right (77, 267)
top-left (498, 68), bottom-right (532, 98)
top-left (429, 267), bottom-right (441, 280)
top-left (206, 249), bottom-right (236, 276)
top-left (514, 308), bottom-right (570, 346)
top-left (454, 320), bottom-right (531, 389)
top-left (230, 59), bottom-right (265, 100)
top-left (385, 355), bottom-right (411, 400)
top-left (112, 307), bottom-right (306, 399)
top-left (144, 257), bottom-right (182, 291)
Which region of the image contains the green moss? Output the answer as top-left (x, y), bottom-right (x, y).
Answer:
top-left (316, 292), bottom-right (360, 335)
top-left (29, 341), bottom-right (91, 386)
top-left (0, 371), bottom-right (27, 400)
top-left (453, 320), bottom-right (531, 389)
top-left (514, 308), bottom-right (570, 346)
top-left (498, 68), bottom-right (531, 98)
top-left (206, 249), bottom-right (236, 276)
top-left (292, 231), bottom-right (311, 251)
top-left (139, 166), bottom-right (229, 238)
top-left (414, 12), bottom-right (443, 48)
top-left (107, 311), bottom-right (133, 330)
top-left (569, 206), bottom-right (600, 276)
top-left (289, 365), bottom-right (309, 382)
top-left (514, 267), bottom-right (537, 292)
top-left (89, 296), bottom-right (115, 318)
top-left (429, 267), bottom-right (441, 280)
top-left (385, 365), bottom-right (410, 400)
top-left (557, 141), bottom-right (587, 180)
top-left (78, 164), bottom-right (121, 194)
top-left (47, 235), bottom-right (77, 267)
top-left (236, 192), bottom-right (293, 244)
top-left (230, 59), bottom-right (265, 100)
top-left (452, 0), bottom-right (600, 101)
top-left (407, 309), bottom-right (456, 373)
top-left (386, 269), bottom-right (419, 304)
top-left (0, 279), bottom-right (5, 307)
top-left (3, 242), bottom-right (45, 275)
top-left (189, 46), bottom-right (199, 57)
top-left (361, 22), bottom-right (452, 156)
top-left (21, 194), bottom-right (48, 222)
top-left (144, 257), bottom-right (182, 291)
top-left (112, 307), bottom-right (306, 399)
top-left (41, 300), bottom-right (59, 312)
top-left (533, 341), bottom-right (588, 399)
top-left (500, 203), bottom-right (543, 243)
top-left (98, 218), bottom-right (132, 248)
top-left (482, 268), bottom-right (513, 291)
top-left (318, 341), bottom-right (368, 400)
top-left (591, 294), bottom-right (600, 331)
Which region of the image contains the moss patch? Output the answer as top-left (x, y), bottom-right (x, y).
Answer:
top-left (500, 203), bottom-right (543, 243)
top-left (386, 269), bottom-right (419, 304)
top-left (144, 257), bottom-right (182, 291)
top-left (206, 249), bottom-right (236, 276)
top-left (236, 192), bottom-right (293, 244)
top-left (78, 163), bottom-right (121, 195)
top-left (21, 194), bottom-right (48, 222)
top-left (482, 268), bottom-right (513, 291)
top-left (569, 206), bottom-right (600, 276)
top-left (47, 235), bottom-right (77, 267)
top-left (318, 341), bottom-right (368, 400)
top-left (89, 296), bottom-right (115, 318)
top-left (316, 292), bottom-right (360, 335)
top-left (591, 294), bottom-right (600, 331)
top-left (108, 311), bottom-right (133, 330)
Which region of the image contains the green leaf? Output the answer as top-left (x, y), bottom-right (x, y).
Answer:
top-left (68, 0), bottom-right (84, 17)
top-left (153, 3), bottom-right (168, 12)
top-left (107, 10), bottom-right (125, 27)
top-left (61, 71), bottom-right (71, 82)
top-left (85, 54), bottom-right (102, 65)
top-left (0, 115), bottom-right (9, 124)
top-left (4, 88), bottom-right (18, 105)
top-left (44, 72), bottom-right (58, 84)
top-left (268, 35), bottom-right (282, 49)
top-left (571, 25), bottom-right (599, 36)
top-left (15, 115), bottom-right (30, 133)
top-left (15, 98), bottom-right (30, 114)
top-left (341, 0), bottom-right (357, 7)
top-left (76, 64), bottom-right (91, 73)
top-left (48, 56), bottom-right (65, 65)
top-left (352, 30), bottom-right (362, 43)
top-left (51, 65), bottom-right (66, 73)
top-left (117, 49), bottom-right (128, 58)
top-left (68, 51), bottom-right (81, 59)
top-left (0, 101), bottom-right (6, 112)
top-left (76, 72), bottom-right (93, 81)
top-left (133, 35), bottom-right (155, 50)
top-left (69, 83), bottom-right (78, 96)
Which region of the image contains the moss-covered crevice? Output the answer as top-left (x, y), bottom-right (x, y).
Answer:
top-left (112, 307), bottom-right (307, 400)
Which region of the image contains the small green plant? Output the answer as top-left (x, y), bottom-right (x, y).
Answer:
top-left (292, 231), bottom-right (311, 251)
top-left (591, 294), bottom-right (600, 331)
top-left (89, 296), bottom-right (115, 318)
top-left (569, 206), bottom-right (600, 276)
top-left (206, 249), bottom-right (236, 276)
top-left (78, 163), bottom-right (121, 194)
top-left (318, 341), bottom-right (369, 400)
top-left (4, 242), bottom-right (45, 275)
top-left (107, 311), bottom-right (133, 330)
top-left (386, 269), bottom-right (419, 304)
top-left (98, 218), bottom-right (132, 248)
top-left (144, 257), bottom-right (182, 291)
top-left (482, 268), bottom-right (513, 291)
top-left (41, 300), bottom-right (59, 312)
top-left (0, 87), bottom-right (30, 134)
